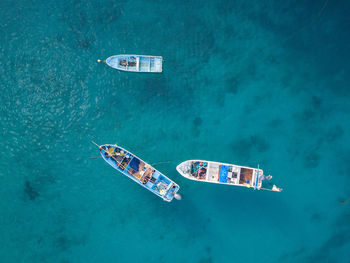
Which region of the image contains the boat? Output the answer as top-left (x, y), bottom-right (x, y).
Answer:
top-left (98, 54), bottom-right (163, 73)
top-left (176, 160), bottom-right (282, 192)
top-left (97, 143), bottom-right (181, 201)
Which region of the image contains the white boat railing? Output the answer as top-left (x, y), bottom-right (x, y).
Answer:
top-left (136, 57), bottom-right (140, 71)
top-left (205, 162), bottom-right (210, 180)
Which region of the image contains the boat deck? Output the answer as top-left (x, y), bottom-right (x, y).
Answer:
top-left (106, 55), bottom-right (162, 72)
top-left (185, 160), bottom-right (262, 188)
top-left (100, 145), bottom-right (179, 201)
top-left (177, 160), bottom-right (282, 191)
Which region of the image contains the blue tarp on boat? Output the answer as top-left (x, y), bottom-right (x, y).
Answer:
top-left (128, 157), bottom-right (140, 171)
top-left (219, 165), bottom-right (228, 183)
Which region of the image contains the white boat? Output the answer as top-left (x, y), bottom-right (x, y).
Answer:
top-left (98, 54), bottom-right (163, 73)
top-left (176, 160), bottom-right (282, 192)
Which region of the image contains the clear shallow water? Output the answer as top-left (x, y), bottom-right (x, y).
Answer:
top-left (1, 0), bottom-right (350, 262)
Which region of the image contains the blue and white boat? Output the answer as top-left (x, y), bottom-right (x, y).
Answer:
top-left (98, 54), bottom-right (163, 73)
top-left (176, 160), bottom-right (282, 192)
top-left (99, 144), bottom-right (181, 201)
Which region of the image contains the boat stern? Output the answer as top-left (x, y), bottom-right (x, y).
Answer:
top-left (163, 183), bottom-right (181, 202)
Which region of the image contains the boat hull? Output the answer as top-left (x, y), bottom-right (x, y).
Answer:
top-left (105, 55), bottom-right (163, 73)
top-left (176, 160), bottom-right (263, 190)
top-left (100, 144), bottom-right (179, 201)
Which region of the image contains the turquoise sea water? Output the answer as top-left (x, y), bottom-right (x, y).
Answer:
top-left (1, 0), bottom-right (350, 262)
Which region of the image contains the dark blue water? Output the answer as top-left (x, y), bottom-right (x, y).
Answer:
top-left (1, 0), bottom-right (350, 262)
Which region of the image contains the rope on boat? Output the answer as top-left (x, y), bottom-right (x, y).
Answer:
top-left (91, 141), bottom-right (100, 147)
top-left (260, 186), bottom-right (283, 192)
top-left (300, 0), bottom-right (329, 31)
top-left (151, 161), bottom-right (172, 166)
top-left (283, 0), bottom-right (329, 43)
top-left (89, 141), bottom-right (103, 159)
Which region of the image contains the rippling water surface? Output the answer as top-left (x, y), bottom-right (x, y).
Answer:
top-left (1, 0), bottom-right (350, 262)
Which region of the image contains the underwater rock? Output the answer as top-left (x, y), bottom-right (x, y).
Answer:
top-left (225, 76), bottom-right (240, 94)
top-left (303, 151), bottom-right (320, 169)
top-left (24, 181), bottom-right (39, 201)
top-left (193, 117), bottom-right (202, 126)
top-left (250, 135), bottom-right (270, 153)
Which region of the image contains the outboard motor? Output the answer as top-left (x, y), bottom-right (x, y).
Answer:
top-left (174, 193), bottom-right (182, 201)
